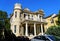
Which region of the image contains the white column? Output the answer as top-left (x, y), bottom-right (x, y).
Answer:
top-left (38, 14), bottom-right (40, 19)
top-left (41, 16), bottom-right (43, 35)
top-left (34, 23), bottom-right (36, 36)
top-left (25, 22), bottom-right (28, 36)
top-left (41, 23), bottom-right (43, 35)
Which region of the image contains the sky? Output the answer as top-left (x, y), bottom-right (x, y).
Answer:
top-left (0, 0), bottom-right (60, 17)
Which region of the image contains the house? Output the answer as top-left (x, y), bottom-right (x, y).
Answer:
top-left (10, 3), bottom-right (58, 38)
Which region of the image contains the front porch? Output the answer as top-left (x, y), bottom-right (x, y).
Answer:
top-left (21, 20), bottom-right (45, 37)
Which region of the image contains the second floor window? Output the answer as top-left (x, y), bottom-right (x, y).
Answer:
top-left (28, 14), bottom-right (30, 19)
top-left (32, 15), bottom-right (33, 20)
top-left (15, 11), bottom-right (17, 18)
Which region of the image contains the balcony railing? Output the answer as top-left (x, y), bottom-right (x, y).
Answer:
top-left (23, 16), bottom-right (46, 23)
top-left (25, 16), bottom-right (40, 21)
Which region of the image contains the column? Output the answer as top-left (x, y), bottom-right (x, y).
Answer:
top-left (38, 14), bottom-right (40, 19)
top-left (34, 23), bottom-right (36, 36)
top-left (25, 22), bottom-right (28, 36)
top-left (41, 16), bottom-right (43, 35)
top-left (41, 23), bottom-right (43, 35)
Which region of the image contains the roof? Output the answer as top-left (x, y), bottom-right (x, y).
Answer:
top-left (23, 9), bottom-right (44, 15)
top-left (44, 14), bottom-right (58, 19)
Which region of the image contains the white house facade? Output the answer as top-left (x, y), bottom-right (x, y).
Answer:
top-left (10, 3), bottom-right (47, 38)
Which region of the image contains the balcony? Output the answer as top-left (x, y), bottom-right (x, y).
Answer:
top-left (24, 16), bottom-right (40, 21)
top-left (21, 16), bottom-right (47, 23)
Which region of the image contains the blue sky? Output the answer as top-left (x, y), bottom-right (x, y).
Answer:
top-left (0, 0), bottom-right (60, 17)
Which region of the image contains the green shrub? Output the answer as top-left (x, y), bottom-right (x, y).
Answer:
top-left (45, 26), bottom-right (60, 41)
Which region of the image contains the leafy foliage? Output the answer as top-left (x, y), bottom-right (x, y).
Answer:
top-left (56, 10), bottom-right (60, 26)
top-left (0, 10), bottom-right (8, 19)
top-left (0, 10), bottom-right (10, 41)
top-left (45, 26), bottom-right (60, 41)
top-left (0, 10), bottom-right (30, 41)
top-left (0, 10), bottom-right (10, 30)
top-left (46, 26), bottom-right (60, 36)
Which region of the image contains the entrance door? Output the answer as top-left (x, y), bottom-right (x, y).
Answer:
top-left (28, 26), bottom-right (34, 36)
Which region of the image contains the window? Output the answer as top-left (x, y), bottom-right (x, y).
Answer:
top-left (14, 25), bottom-right (16, 33)
top-left (51, 18), bottom-right (54, 23)
top-left (32, 15), bottom-right (33, 20)
top-left (15, 11), bottom-right (17, 18)
top-left (28, 14), bottom-right (30, 19)
top-left (24, 14), bottom-right (26, 18)
top-left (39, 16), bottom-right (41, 18)
top-left (24, 13), bottom-right (27, 18)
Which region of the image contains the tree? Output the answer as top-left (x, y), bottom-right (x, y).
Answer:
top-left (56, 10), bottom-right (60, 26)
top-left (0, 10), bottom-right (10, 30)
top-left (0, 19), bottom-right (5, 41)
top-left (0, 10), bottom-right (10, 41)
top-left (5, 18), bottom-right (10, 30)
